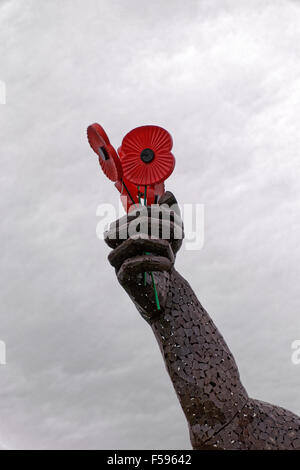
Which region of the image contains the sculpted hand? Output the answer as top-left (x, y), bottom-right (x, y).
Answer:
top-left (104, 192), bottom-right (184, 322)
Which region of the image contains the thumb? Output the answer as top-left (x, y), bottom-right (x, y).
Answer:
top-left (159, 191), bottom-right (181, 219)
top-left (158, 191), bottom-right (178, 207)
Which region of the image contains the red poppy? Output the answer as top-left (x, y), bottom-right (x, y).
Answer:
top-left (87, 123), bottom-right (122, 182)
top-left (119, 125), bottom-right (175, 186)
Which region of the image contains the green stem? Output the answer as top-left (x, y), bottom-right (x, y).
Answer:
top-left (151, 272), bottom-right (160, 310)
top-left (143, 185), bottom-right (148, 285)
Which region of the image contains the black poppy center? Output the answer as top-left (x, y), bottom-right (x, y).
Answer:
top-left (140, 148), bottom-right (154, 163)
top-left (98, 146), bottom-right (109, 161)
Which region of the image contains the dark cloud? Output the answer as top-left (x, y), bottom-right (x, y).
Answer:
top-left (0, 0), bottom-right (300, 449)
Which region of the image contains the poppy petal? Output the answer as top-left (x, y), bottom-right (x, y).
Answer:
top-left (87, 124), bottom-right (122, 182)
top-left (89, 123), bottom-right (110, 145)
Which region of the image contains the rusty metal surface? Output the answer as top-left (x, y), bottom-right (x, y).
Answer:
top-left (104, 192), bottom-right (300, 450)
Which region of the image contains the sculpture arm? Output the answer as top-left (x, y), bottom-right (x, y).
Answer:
top-left (104, 192), bottom-right (300, 450)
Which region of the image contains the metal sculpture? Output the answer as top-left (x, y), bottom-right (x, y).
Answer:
top-left (104, 191), bottom-right (300, 450)
top-left (87, 123), bottom-right (300, 450)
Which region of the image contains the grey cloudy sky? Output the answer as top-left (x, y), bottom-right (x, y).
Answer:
top-left (1, 0), bottom-right (300, 450)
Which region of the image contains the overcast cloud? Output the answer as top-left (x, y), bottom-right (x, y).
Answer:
top-left (0, 0), bottom-right (300, 450)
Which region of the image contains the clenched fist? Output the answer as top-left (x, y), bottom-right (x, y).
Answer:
top-left (104, 192), bottom-right (184, 322)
